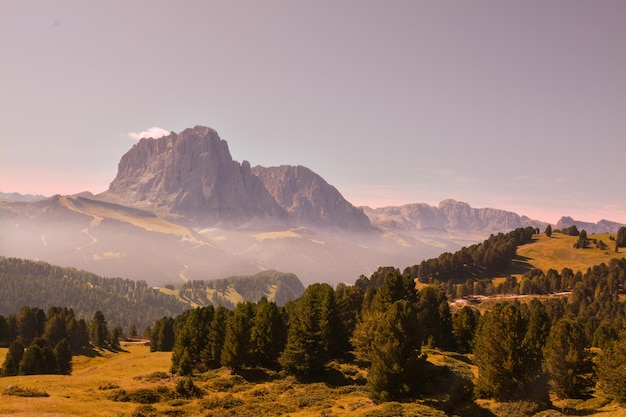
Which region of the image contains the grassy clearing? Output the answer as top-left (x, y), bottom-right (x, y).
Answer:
top-left (1, 344), bottom-right (624, 416)
top-left (516, 232), bottom-right (620, 274)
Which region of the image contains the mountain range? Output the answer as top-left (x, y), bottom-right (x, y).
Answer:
top-left (1, 126), bottom-right (622, 286)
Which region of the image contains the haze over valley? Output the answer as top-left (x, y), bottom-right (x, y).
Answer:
top-left (1, 126), bottom-right (623, 286)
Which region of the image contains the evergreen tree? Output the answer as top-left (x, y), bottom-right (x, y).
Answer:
top-left (545, 224), bottom-right (552, 237)
top-left (1, 340), bottom-right (24, 376)
top-left (201, 306), bottom-right (229, 369)
top-left (55, 338), bottom-right (73, 375)
top-left (543, 319), bottom-right (595, 398)
top-left (616, 227), bottom-right (626, 248)
top-left (597, 331), bottom-right (626, 402)
top-left (417, 286), bottom-right (453, 349)
top-left (367, 300), bottom-right (423, 402)
top-left (18, 338), bottom-right (56, 375)
top-left (574, 230), bottom-right (588, 249)
top-left (474, 303), bottom-right (548, 402)
top-left (90, 311), bottom-right (109, 347)
top-left (150, 317), bottom-right (175, 352)
top-left (250, 298), bottom-right (286, 368)
top-left (221, 302), bottom-right (255, 370)
top-left (352, 270), bottom-right (418, 362)
top-left (171, 306), bottom-right (216, 373)
top-left (452, 306), bottom-right (480, 353)
top-left (0, 315), bottom-right (9, 347)
top-left (110, 326), bottom-right (122, 350)
top-left (279, 283), bottom-right (339, 379)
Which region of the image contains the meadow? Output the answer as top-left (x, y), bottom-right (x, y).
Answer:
top-left (2, 342), bottom-right (625, 417)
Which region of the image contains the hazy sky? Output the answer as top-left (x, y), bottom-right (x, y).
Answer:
top-left (1, 1), bottom-right (625, 224)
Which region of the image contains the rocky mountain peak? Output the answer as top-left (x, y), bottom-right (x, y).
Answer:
top-left (252, 165), bottom-right (372, 232)
top-left (99, 126), bottom-right (286, 226)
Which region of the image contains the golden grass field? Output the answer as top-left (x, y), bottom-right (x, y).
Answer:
top-left (1, 343), bottom-right (625, 417)
top-left (484, 232), bottom-right (623, 288)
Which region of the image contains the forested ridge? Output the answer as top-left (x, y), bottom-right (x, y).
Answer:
top-left (177, 270), bottom-right (305, 308)
top-left (0, 257), bottom-right (187, 331)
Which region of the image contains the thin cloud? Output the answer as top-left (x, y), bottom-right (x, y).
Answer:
top-left (128, 127), bottom-right (171, 140)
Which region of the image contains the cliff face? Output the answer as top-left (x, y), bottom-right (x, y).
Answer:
top-left (252, 165), bottom-right (372, 232)
top-left (100, 126), bottom-right (287, 225)
top-left (364, 199), bottom-right (547, 235)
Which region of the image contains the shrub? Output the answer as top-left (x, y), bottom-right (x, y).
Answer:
top-left (202, 394), bottom-right (244, 409)
top-left (175, 377), bottom-right (204, 399)
top-left (207, 375), bottom-right (248, 392)
top-left (130, 404), bottom-right (157, 417)
top-left (134, 371), bottom-right (171, 382)
top-left (2, 385), bottom-right (49, 397)
top-left (97, 382), bottom-right (120, 390)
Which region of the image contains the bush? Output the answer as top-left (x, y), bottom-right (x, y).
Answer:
top-left (130, 404), bottom-right (157, 417)
top-left (108, 387), bottom-right (172, 404)
top-left (202, 393), bottom-right (244, 409)
top-left (97, 382), bottom-right (120, 390)
top-left (2, 385), bottom-right (49, 397)
top-left (208, 375), bottom-right (248, 392)
top-left (175, 377), bottom-right (204, 399)
top-left (134, 371), bottom-right (171, 382)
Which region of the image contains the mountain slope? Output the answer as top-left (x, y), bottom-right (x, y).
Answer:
top-left (252, 164), bottom-right (372, 232)
top-left (0, 195), bottom-right (262, 285)
top-left (99, 126), bottom-right (287, 226)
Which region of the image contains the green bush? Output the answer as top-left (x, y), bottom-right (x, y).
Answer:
top-left (202, 393), bottom-right (244, 409)
top-left (2, 385), bottom-right (49, 397)
top-left (130, 404), bottom-right (157, 417)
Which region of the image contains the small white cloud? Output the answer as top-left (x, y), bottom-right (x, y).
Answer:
top-left (128, 127), bottom-right (171, 140)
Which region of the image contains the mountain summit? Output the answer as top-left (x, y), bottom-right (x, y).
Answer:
top-left (100, 126), bottom-right (287, 226)
top-left (99, 126), bottom-right (370, 230)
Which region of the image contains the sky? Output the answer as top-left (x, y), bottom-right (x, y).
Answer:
top-left (1, 0), bottom-right (625, 224)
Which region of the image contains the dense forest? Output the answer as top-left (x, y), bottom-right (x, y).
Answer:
top-left (0, 257), bottom-right (187, 331)
top-left (150, 254), bottom-right (626, 406)
top-left (177, 270), bottom-right (305, 308)
top-left (3, 227), bottom-right (626, 411)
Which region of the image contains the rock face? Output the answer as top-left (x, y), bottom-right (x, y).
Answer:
top-left (364, 199), bottom-right (547, 235)
top-left (252, 165), bottom-right (372, 232)
top-left (100, 126), bottom-right (287, 225)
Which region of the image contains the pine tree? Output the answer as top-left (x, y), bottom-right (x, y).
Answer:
top-left (474, 303), bottom-right (548, 401)
top-left (1, 340), bottom-right (24, 376)
top-left (367, 300), bottom-right (423, 402)
top-left (543, 319), bottom-right (595, 398)
top-left (279, 283), bottom-right (338, 379)
top-left (55, 338), bottom-right (73, 375)
top-left (597, 331), bottom-right (626, 402)
top-left (250, 298), bottom-right (286, 368)
top-left (221, 302), bottom-right (255, 370)
top-left (90, 311), bottom-right (109, 347)
top-left (452, 306), bottom-right (480, 353)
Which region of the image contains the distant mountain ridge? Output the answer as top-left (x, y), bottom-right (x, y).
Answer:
top-left (1, 125), bottom-right (623, 286)
top-left (363, 199), bottom-right (549, 236)
top-left (555, 216), bottom-right (624, 235)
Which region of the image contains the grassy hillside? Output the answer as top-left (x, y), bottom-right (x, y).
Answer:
top-left (514, 232), bottom-right (621, 276)
top-left (1, 345), bottom-right (623, 417)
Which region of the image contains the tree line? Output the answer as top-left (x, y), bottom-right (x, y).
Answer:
top-left (152, 256), bottom-right (626, 404)
top-left (0, 257), bottom-right (187, 332)
top-left (1, 305), bottom-right (127, 377)
top-left (400, 226), bottom-right (537, 284)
